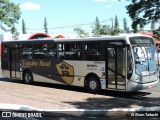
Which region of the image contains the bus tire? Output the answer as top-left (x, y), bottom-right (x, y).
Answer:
top-left (23, 70), bottom-right (33, 85)
top-left (86, 76), bottom-right (101, 94)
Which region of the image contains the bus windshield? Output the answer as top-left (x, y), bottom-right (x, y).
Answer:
top-left (129, 36), bottom-right (158, 76)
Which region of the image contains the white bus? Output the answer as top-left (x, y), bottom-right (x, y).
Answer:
top-left (1, 34), bottom-right (159, 93)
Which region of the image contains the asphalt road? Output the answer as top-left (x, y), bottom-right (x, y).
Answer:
top-left (0, 77), bottom-right (160, 120)
top-left (135, 82), bottom-right (160, 105)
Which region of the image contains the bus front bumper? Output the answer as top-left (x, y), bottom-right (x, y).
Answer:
top-left (127, 79), bottom-right (159, 92)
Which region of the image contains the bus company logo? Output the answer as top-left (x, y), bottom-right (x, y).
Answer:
top-left (56, 61), bottom-right (74, 85)
top-left (2, 112), bottom-right (11, 117)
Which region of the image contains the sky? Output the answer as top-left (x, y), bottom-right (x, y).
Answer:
top-left (7, 0), bottom-right (133, 35)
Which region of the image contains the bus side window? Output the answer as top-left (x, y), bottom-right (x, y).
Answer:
top-left (22, 44), bottom-right (33, 59)
top-left (65, 43), bottom-right (75, 60)
top-left (108, 48), bottom-right (115, 58)
top-left (48, 43), bottom-right (57, 59)
top-left (32, 44), bottom-right (47, 59)
top-left (85, 43), bottom-right (88, 51)
top-left (64, 43), bottom-right (83, 60)
top-left (1, 44), bottom-right (9, 69)
top-left (22, 54), bottom-right (32, 59)
top-left (85, 42), bottom-right (100, 61)
top-left (2, 45), bottom-right (8, 58)
top-left (57, 43), bottom-right (64, 59)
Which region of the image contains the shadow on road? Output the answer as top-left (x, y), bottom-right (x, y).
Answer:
top-left (0, 77), bottom-right (24, 84)
top-left (0, 77), bottom-right (153, 99)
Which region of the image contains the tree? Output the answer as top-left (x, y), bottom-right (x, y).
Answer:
top-left (126, 0), bottom-right (160, 32)
top-left (123, 17), bottom-right (127, 31)
top-left (22, 19), bottom-right (27, 34)
top-left (44, 17), bottom-right (48, 34)
top-left (99, 25), bottom-right (109, 35)
top-left (153, 28), bottom-right (160, 39)
top-left (99, 25), bottom-right (116, 35)
top-left (114, 15), bottom-right (119, 29)
top-left (74, 27), bottom-right (88, 37)
top-left (91, 16), bottom-right (122, 36)
top-left (139, 24), bottom-right (144, 31)
top-left (112, 15), bottom-right (122, 35)
top-left (0, 0), bottom-right (21, 34)
top-left (11, 27), bottom-right (19, 40)
top-left (92, 17), bottom-right (101, 36)
top-left (151, 21), bottom-right (156, 31)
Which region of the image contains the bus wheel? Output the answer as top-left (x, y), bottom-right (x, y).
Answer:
top-left (86, 76), bottom-right (100, 94)
top-left (23, 71), bottom-right (33, 85)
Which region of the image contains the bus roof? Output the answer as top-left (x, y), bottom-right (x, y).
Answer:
top-left (1, 34), bottom-right (152, 44)
top-left (54, 34), bottom-right (152, 42)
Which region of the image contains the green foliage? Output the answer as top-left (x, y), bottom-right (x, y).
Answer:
top-left (100, 25), bottom-right (122, 35)
top-left (112, 28), bottom-right (123, 35)
top-left (92, 16), bottom-right (123, 36)
top-left (0, 0), bottom-right (21, 35)
top-left (151, 21), bottom-right (156, 31)
top-left (74, 27), bottom-right (88, 37)
top-left (92, 17), bottom-right (101, 36)
top-left (153, 29), bottom-right (160, 39)
top-left (22, 19), bottom-right (27, 34)
top-left (123, 17), bottom-right (128, 31)
top-left (114, 15), bottom-right (119, 29)
top-left (10, 27), bottom-right (19, 40)
top-left (44, 17), bottom-right (48, 34)
top-left (99, 25), bottom-right (109, 35)
top-left (126, 0), bottom-right (160, 32)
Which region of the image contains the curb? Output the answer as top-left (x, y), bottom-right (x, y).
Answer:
top-left (0, 103), bottom-right (43, 111)
top-left (1, 103), bottom-right (160, 112)
top-left (0, 103), bottom-right (160, 117)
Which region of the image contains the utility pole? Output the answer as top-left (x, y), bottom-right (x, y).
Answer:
top-left (111, 17), bottom-right (113, 29)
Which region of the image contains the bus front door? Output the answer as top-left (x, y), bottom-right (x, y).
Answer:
top-left (105, 46), bottom-right (127, 91)
top-left (10, 48), bottom-right (21, 79)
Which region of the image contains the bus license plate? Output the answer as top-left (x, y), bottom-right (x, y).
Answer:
top-left (147, 85), bottom-right (153, 89)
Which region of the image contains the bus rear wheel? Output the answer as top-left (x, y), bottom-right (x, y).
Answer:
top-left (23, 70), bottom-right (33, 85)
top-left (86, 76), bottom-right (101, 94)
